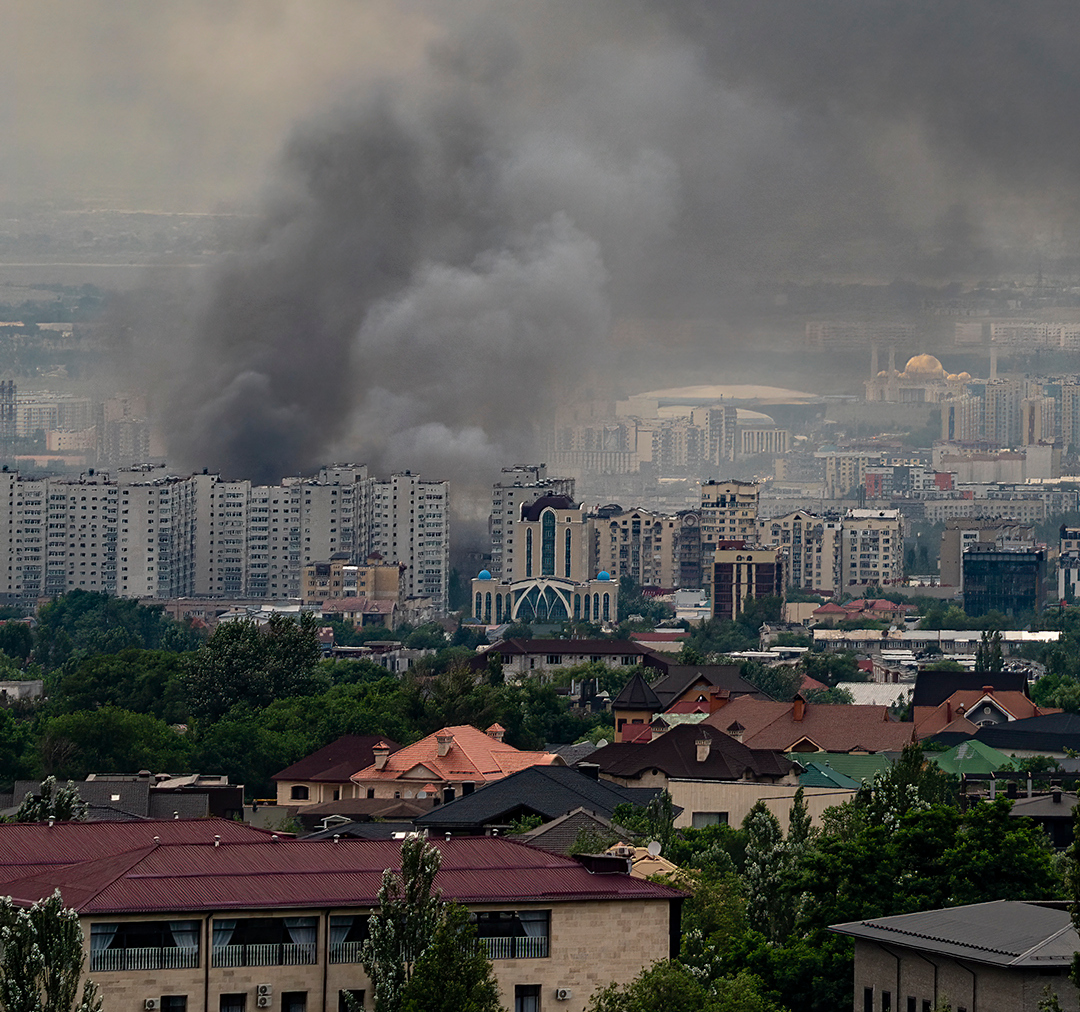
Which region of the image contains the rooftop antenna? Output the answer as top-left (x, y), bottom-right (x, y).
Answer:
top-left (213, 835), bottom-right (221, 847)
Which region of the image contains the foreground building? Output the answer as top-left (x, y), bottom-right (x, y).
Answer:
top-left (0, 819), bottom-right (682, 1012)
top-left (831, 900), bottom-right (1079, 1012)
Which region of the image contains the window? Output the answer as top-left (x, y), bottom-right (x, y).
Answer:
top-left (691, 812), bottom-right (728, 828)
top-left (906, 999), bottom-right (915, 1012)
top-left (329, 916), bottom-right (370, 963)
top-left (864, 988), bottom-right (874, 1012)
top-left (220, 996), bottom-right (246, 1012)
top-left (90, 920), bottom-right (199, 972)
top-left (282, 993), bottom-right (306, 1012)
top-left (882, 993), bottom-right (891, 1012)
top-left (211, 917), bottom-right (317, 967)
top-left (338, 992), bottom-right (364, 1012)
top-left (514, 985), bottom-right (541, 1012)
top-left (161, 999), bottom-right (187, 1012)
top-left (290, 785), bottom-right (309, 801)
top-left (475, 911), bottom-right (549, 959)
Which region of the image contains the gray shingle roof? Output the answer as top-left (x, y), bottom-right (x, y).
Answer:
top-left (830, 900), bottom-right (1077, 967)
top-left (413, 765), bottom-right (665, 829)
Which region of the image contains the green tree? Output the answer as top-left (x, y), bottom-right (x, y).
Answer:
top-left (362, 836), bottom-right (445, 1012)
top-left (13, 776), bottom-right (88, 823)
top-left (399, 904), bottom-right (503, 1012)
top-left (0, 890), bottom-right (101, 1012)
top-left (740, 660), bottom-right (802, 702)
top-left (611, 791), bottom-right (677, 854)
top-left (742, 801), bottom-right (792, 942)
top-left (587, 961), bottom-right (785, 1012)
top-left (184, 612), bottom-right (323, 720)
top-left (54, 649), bottom-right (190, 721)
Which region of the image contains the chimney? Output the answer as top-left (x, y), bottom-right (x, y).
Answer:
top-left (372, 742), bottom-right (390, 770)
top-left (461, 781), bottom-right (476, 796)
top-left (982, 685), bottom-right (993, 694)
top-left (578, 763), bottom-right (600, 781)
top-left (442, 786), bottom-right (456, 805)
top-left (436, 733), bottom-right (454, 758)
top-left (696, 737), bottom-right (711, 763)
top-left (1006, 780), bottom-right (1018, 799)
top-left (708, 690), bottom-right (731, 713)
top-left (946, 701), bottom-right (952, 723)
top-left (1053, 788), bottom-right (1063, 804)
top-left (726, 722), bottom-right (745, 743)
top-left (793, 695), bottom-right (806, 722)
top-left (486, 723), bottom-right (506, 743)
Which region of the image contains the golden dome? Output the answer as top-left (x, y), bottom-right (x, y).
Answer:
top-left (902, 354), bottom-right (945, 378)
top-left (877, 370), bottom-right (888, 377)
top-left (958, 371), bottom-right (972, 381)
top-left (946, 373), bottom-right (959, 381)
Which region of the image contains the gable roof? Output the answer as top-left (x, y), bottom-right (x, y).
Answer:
top-left (786, 752), bottom-right (893, 783)
top-left (590, 723), bottom-right (792, 781)
top-left (413, 765), bottom-right (663, 829)
top-left (700, 695), bottom-right (914, 753)
top-left (911, 670), bottom-right (1028, 709)
top-left (512, 807), bottom-right (630, 856)
top-left (351, 725), bottom-right (561, 786)
top-left (0, 826), bottom-right (682, 914)
top-left (273, 735), bottom-right (403, 784)
top-left (648, 665), bottom-right (772, 709)
top-left (830, 900), bottom-right (1078, 968)
top-left (611, 672), bottom-right (662, 711)
top-left (798, 762), bottom-right (862, 789)
top-left (914, 690), bottom-right (1052, 738)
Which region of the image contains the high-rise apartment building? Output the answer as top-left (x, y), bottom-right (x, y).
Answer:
top-left (593, 506), bottom-right (681, 588)
top-left (0, 464), bottom-right (447, 610)
top-left (489, 465), bottom-right (574, 581)
top-left (369, 472), bottom-right (449, 610)
top-left (700, 480), bottom-right (759, 547)
top-left (711, 542), bottom-right (783, 621)
top-left (840, 509), bottom-right (904, 588)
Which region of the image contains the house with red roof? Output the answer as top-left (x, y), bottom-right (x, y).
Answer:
top-left (913, 686), bottom-right (1060, 739)
top-left (271, 735), bottom-right (403, 807)
top-left (350, 724), bottom-right (564, 801)
top-left (0, 818), bottom-right (682, 1011)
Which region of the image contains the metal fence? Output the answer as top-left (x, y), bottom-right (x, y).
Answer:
top-left (212, 943), bottom-right (317, 968)
top-left (91, 947), bottom-right (199, 972)
top-left (478, 935), bottom-right (549, 960)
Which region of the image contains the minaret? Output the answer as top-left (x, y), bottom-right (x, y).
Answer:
top-left (990, 345), bottom-right (998, 381)
top-left (888, 346), bottom-right (896, 374)
top-left (871, 345), bottom-right (879, 376)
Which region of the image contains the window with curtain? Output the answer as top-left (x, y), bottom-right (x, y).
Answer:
top-left (474, 910), bottom-right (549, 959)
top-left (212, 919), bottom-right (236, 949)
top-left (220, 995), bottom-right (246, 1012)
top-left (90, 921), bottom-right (201, 971)
top-left (514, 985), bottom-right (541, 1012)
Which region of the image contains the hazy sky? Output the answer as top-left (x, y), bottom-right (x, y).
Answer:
top-left (2, 1), bottom-right (436, 208)
top-left (23, 1), bottom-right (1080, 485)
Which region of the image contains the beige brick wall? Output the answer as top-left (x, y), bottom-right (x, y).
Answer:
top-left (82, 898), bottom-right (672, 1012)
top-left (853, 938), bottom-right (1080, 1012)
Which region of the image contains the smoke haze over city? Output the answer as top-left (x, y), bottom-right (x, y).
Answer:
top-left (8, 1), bottom-right (1080, 485)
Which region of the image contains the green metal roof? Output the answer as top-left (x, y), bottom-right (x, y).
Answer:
top-left (929, 739), bottom-right (1011, 775)
top-left (798, 762), bottom-right (862, 789)
top-left (785, 752), bottom-right (892, 785)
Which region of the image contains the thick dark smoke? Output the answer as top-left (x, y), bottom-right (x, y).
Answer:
top-left (147, 1), bottom-right (1080, 485)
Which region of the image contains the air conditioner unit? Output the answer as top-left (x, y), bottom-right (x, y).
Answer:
top-left (257, 986), bottom-right (273, 998)
top-left (257, 998), bottom-right (272, 1009)
top-left (145, 1000), bottom-right (160, 1011)
top-left (555, 988), bottom-right (573, 1002)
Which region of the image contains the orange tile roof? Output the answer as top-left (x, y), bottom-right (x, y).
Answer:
top-left (702, 695), bottom-right (914, 752)
top-left (350, 724), bottom-right (562, 785)
top-left (913, 690), bottom-right (1057, 738)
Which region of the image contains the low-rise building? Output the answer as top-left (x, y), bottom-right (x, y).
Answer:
top-left (272, 736), bottom-right (403, 807)
top-left (0, 819), bottom-right (683, 1012)
top-left (962, 544), bottom-right (1046, 617)
top-left (831, 900), bottom-right (1079, 1012)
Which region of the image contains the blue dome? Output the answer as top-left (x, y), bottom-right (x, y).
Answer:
top-left (477, 570), bottom-right (492, 581)
top-left (597, 571), bottom-right (611, 581)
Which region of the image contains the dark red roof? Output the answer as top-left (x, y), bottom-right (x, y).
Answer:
top-left (272, 735), bottom-right (403, 784)
top-left (490, 639), bottom-right (659, 657)
top-left (0, 825), bottom-right (681, 914)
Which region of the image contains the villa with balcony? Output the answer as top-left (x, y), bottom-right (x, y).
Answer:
top-left (0, 819), bottom-right (682, 1012)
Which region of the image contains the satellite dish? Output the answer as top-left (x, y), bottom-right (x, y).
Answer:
top-left (647, 840), bottom-right (662, 858)
top-left (416, 791), bottom-right (427, 799)
top-left (596, 738), bottom-right (608, 748)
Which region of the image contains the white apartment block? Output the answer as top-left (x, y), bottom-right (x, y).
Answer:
top-left (700, 480), bottom-right (759, 547)
top-left (840, 509), bottom-right (904, 588)
top-left (594, 507), bottom-right (681, 588)
top-left (756, 510), bottom-right (844, 595)
top-left (369, 472), bottom-right (449, 611)
top-left (489, 466), bottom-right (574, 581)
top-left (0, 464), bottom-right (448, 611)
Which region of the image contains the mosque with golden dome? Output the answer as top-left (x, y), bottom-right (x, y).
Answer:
top-left (865, 352), bottom-right (974, 403)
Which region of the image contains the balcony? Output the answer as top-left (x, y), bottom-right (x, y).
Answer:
top-left (478, 936), bottom-right (549, 959)
top-left (212, 943), bottom-right (317, 967)
top-left (91, 946), bottom-right (199, 972)
top-left (329, 941), bottom-right (365, 964)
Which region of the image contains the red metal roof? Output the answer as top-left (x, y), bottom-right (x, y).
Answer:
top-left (0, 827), bottom-right (681, 915)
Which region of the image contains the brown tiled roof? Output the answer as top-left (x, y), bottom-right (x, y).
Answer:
top-left (700, 696), bottom-right (914, 753)
top-left (914, 690), bottom-right (1057, 738)
top-left (590, 724), bottom-right (792, 781)
top-left (272, 736), bottom-right (403, 784)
